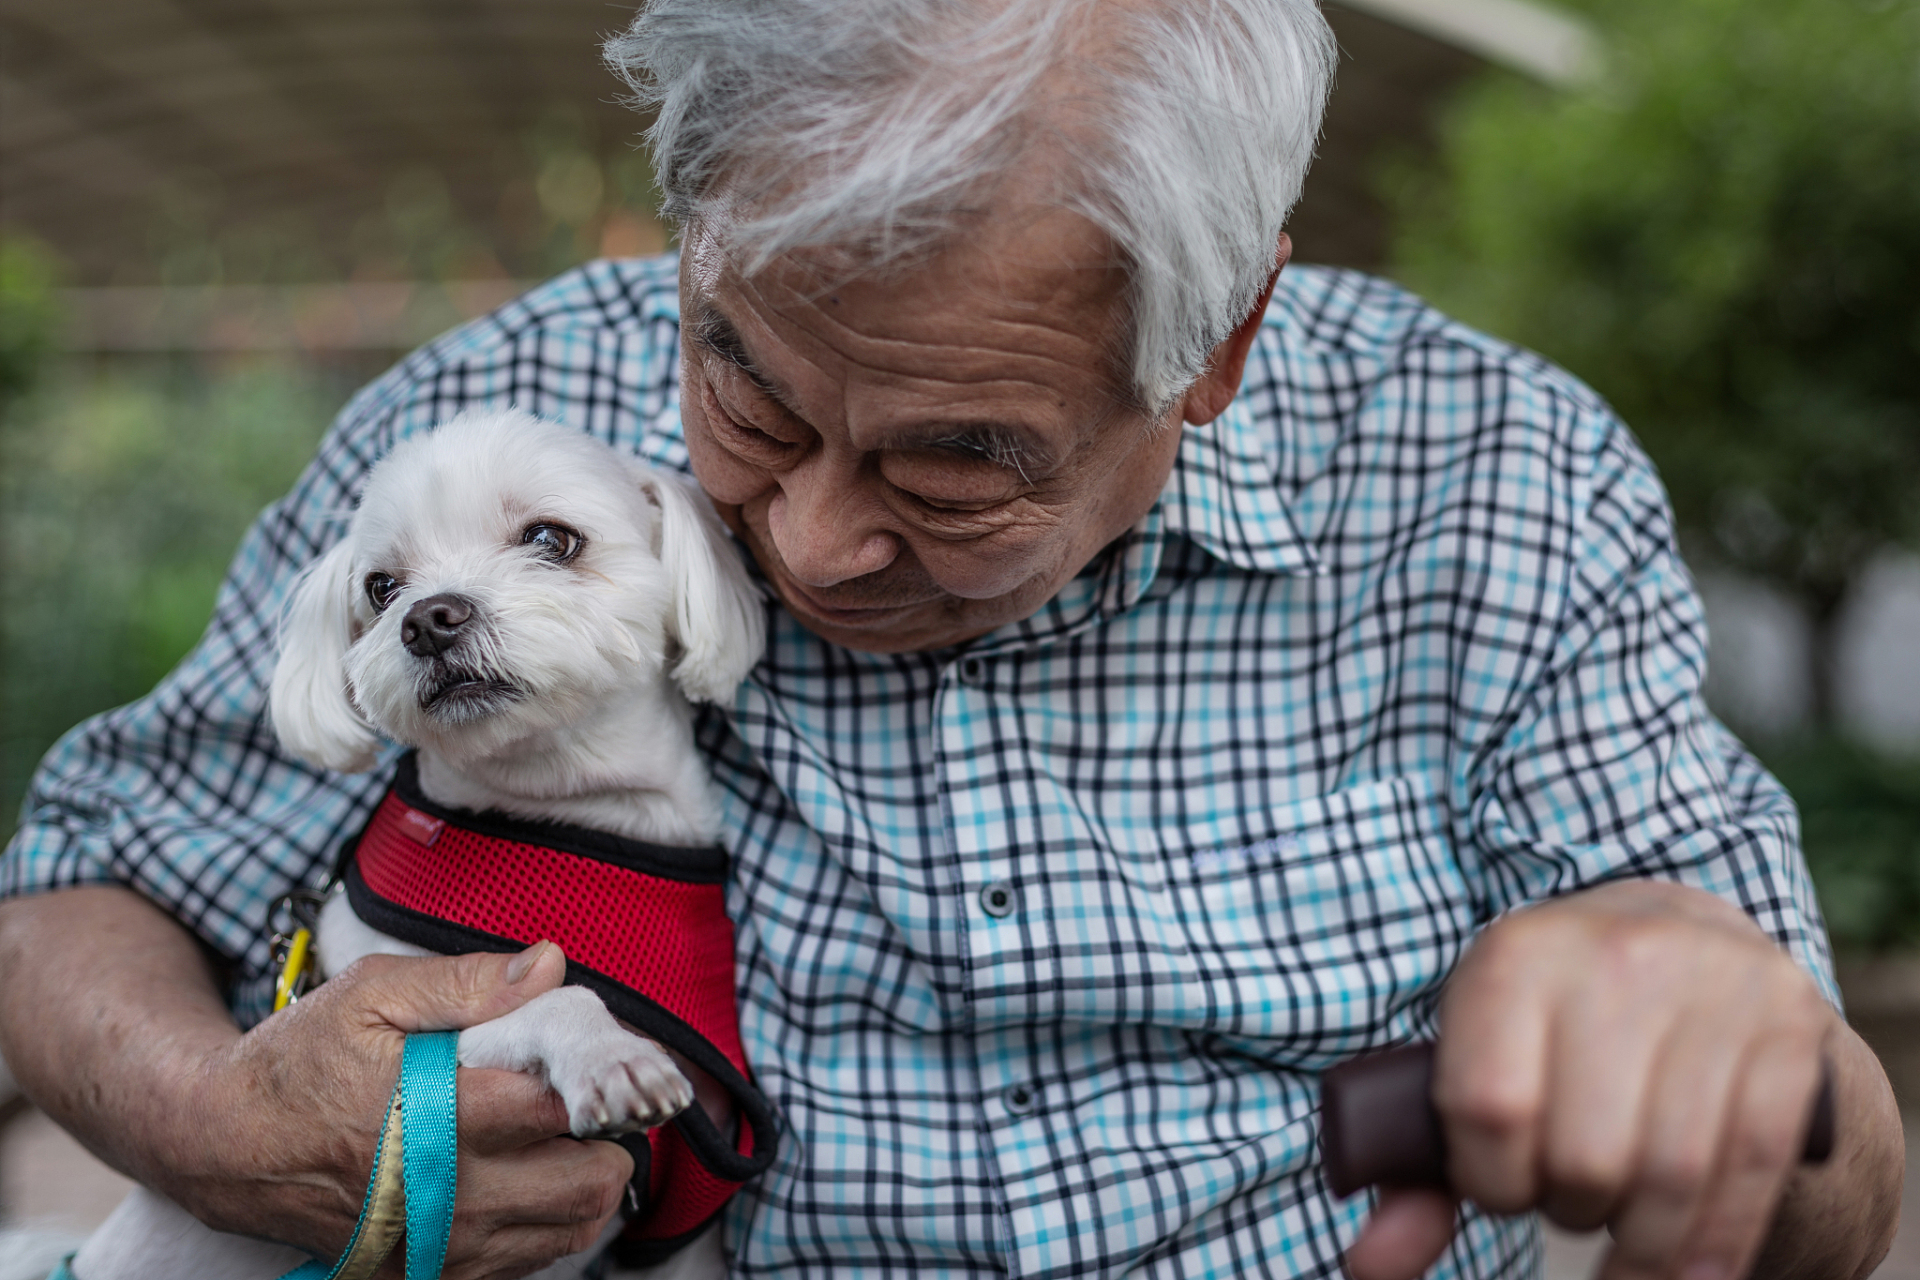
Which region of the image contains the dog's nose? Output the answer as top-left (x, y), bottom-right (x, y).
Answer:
top-left (400, 593), bottom-right (474, 657)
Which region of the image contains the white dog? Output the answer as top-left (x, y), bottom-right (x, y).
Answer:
top-left (69, 409), bottom-right (767, 1280)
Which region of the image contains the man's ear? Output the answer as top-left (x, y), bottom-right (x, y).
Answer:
top-left (1180, 234), bottom-right (1291, 427)
top-left (269, 538), bottom-right (381, 772)
top-left (643, 469), bottom-right (767, 704)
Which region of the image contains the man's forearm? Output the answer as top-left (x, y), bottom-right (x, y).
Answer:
top-left (0, 885), bottom-right (629, 1274)
top-left (0, 885), bottom-right (243, 1189)
top-left (1757, 1018), bottom-right (1902, 1280)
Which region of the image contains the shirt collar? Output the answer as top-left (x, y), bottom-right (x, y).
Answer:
top-left (1156, 396), bottom-right (1321, 581)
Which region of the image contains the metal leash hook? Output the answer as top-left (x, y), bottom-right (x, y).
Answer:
top-left (1319, 1040), bottom-right (1838, 1200)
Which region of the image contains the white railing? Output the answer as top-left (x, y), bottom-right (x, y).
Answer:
top-left (55, 280), bottom-right (538, 353)
top-left (1335, 0), bottom-right (1600, 85)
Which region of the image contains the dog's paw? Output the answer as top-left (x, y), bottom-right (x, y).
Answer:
top-left (456, 986), bottom-right (695, 1139)
top-left (549, 1029), bottom-right (695, 1138)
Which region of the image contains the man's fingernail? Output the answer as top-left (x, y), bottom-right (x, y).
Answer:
top-left (1682, 1263), bottom-right (1727, 1280)
top-left (507, 941), bottom-right (548, 983)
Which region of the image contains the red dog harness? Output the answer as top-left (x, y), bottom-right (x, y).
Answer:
top-left (338, 753), bottom-right (778, 1264)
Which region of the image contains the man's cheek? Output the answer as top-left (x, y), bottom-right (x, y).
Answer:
top-left (683, 406), bottom-right (768, 508)
top-left (914, 527), bottom-right (1062, 601)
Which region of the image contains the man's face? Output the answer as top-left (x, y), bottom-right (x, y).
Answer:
top-left (679, 208), bottom-right (1183, 653)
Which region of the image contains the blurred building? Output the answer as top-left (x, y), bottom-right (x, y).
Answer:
top-left (2, 0), bottom-right (1593, 295)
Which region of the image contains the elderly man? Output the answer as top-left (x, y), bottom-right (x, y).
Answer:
top-left (0, 1), bottom-right (1901, 1277)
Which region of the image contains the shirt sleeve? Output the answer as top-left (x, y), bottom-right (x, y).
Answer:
top-left (1458, 406), bottom-right (1837, 1006)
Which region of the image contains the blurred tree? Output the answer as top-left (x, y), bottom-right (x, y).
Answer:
top-left (1389, 0), bottom-right (1920, 729)
top-left (1762, 741), bottom-right (1920, 950)
top-left (0, 236), bottom-right (62, 413)
top-left (0, 362), bottom-right (343, 837)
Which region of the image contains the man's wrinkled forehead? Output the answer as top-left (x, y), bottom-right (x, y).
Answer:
top-left (678, 209), bottom-right (1143, 445)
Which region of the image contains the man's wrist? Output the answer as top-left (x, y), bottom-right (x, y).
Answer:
top-left (106, 1013), bottom-right (253, 1213)
top-left (1753, 1022), bottom-right (1903, 1280)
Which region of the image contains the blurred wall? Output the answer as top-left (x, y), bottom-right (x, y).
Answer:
top-left (1704, 559), bottom-right (1920, 752)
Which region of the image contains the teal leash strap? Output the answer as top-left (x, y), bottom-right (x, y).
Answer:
top-left (49, 1033), bottom-right (462, 1280)
top-left (271, 1062), bottom-right (401, 1280)
top-left (264, 1030), bottom-right (462, 1280)
top-left (400, 1030), bottom-right (461, 1279)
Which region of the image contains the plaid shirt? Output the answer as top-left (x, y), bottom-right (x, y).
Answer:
top-left (4, 254), bottom-right (1833, 1280)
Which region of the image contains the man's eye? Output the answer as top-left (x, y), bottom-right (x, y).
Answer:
top-left (521, 522), bottom-right (584, 563)
top-left (904, 490), bottom-right (1003, 513)
top-left (882, 462), bottom-right (1025, 516)
top-left (715, 411), bottom-right (797, 457)
top-left (701, 374), bottom-right (803, 460)
top-left (364, 573), bottom-right (401, 612)
top-left (731, 420), bottom-right (779, 445)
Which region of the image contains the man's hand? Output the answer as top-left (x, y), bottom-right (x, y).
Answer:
top-left (195, 945), bottom-right (633, 1278)
top-left (0, 887), bottom-right (632, 1280)
top-left (1344, 881), bottom-right (1901, 1280)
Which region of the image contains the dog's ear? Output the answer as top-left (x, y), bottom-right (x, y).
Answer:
top-left (644, 470), bottom-right (766, 704)
top-left (269, 538), bottom-right (381, 772)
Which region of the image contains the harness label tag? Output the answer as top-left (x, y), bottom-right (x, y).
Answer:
top-left (398, 807), bottom-right (446, 847)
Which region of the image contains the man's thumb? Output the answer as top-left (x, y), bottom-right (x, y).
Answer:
top-left (362, 940), bottom-right (567, 1033)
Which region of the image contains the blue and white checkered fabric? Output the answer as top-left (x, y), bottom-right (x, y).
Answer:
top-left (3, 255), bottom-right (1833, 1280)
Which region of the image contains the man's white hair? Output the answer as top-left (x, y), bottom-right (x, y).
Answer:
top-left (606, 0), bottom-right (1336, 412)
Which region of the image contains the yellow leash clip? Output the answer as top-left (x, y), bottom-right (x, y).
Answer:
top-left (274, 926), bottom-right (315, 1012)
top-left (270, 889), bottom-right (329, 1012)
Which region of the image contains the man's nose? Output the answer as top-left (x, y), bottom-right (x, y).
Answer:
top-left (400, 593), bottom-right (474, 657)
top-left (766, 463), bottom-right (898, 588)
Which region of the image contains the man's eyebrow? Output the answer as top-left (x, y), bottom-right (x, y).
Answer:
top-left (889, 425), bottom-right (1051, 481)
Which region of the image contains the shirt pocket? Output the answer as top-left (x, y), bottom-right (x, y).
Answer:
top-left (1141, 773), bottom-right (1474, 1064)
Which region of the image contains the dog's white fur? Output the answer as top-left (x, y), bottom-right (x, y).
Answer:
top-left (72, 409), bottom-right (764, 1280)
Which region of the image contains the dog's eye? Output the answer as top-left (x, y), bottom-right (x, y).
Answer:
top-left (521, 522), bottom-right (584, 563)
top-left (364, 573), bottom-right (401, 612)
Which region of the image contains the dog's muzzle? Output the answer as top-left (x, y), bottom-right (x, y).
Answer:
top-left (395, 593), bottom-right (519, 715)
top-left (401, 593), bottom-right (475, 657)
top-left (417, 666), bottom-right (519, 715)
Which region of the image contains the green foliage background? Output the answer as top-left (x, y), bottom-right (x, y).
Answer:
top-left (0, 243), bottom-right (347, 837)
top-left (1387, 0), bottom-right (1920, 947)
top-left (126, 106), bottom-right (663, 290)
top-left (1389, 0), bottom-right (1920, 723)
top-left (1767, 741), bottom-right (1920, 951)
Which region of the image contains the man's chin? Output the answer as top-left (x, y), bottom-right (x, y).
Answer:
top-left (780, 585), bottom-right (925, 637)
top-left (774, 580), bottom-right (993, 653)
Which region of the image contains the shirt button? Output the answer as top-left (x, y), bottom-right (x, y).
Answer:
top-left (1002, 1083), bottom-right (1038, 1115)
top-left (959, 656), bottom-right (984, 683)
top-left (979, 880), bottom-right (1017, 918)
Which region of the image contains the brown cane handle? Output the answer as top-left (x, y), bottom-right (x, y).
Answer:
top-left (1319, 1041), bottom-right (1837, 1199)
